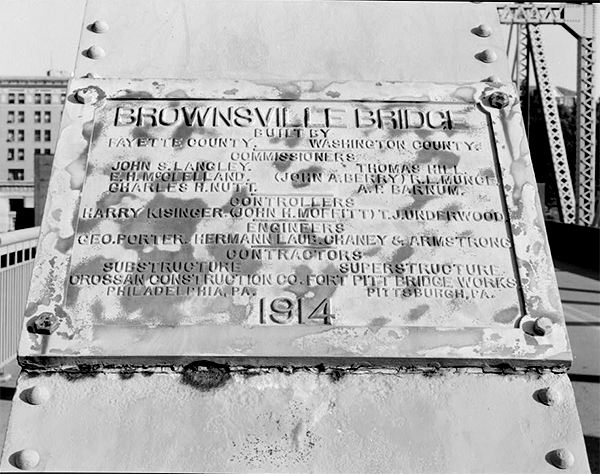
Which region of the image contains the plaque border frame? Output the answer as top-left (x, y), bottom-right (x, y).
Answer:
top-left (19, 79), bottom-right (570, 369)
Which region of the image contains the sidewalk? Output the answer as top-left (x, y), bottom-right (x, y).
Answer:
top-left (555, 259), bottom-right (600, 473)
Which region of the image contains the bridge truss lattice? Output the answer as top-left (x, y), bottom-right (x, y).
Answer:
top-left (498, 3), bottom-right (597, 226)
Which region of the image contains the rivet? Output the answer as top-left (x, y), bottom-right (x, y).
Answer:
top-left (91, 20), bottom-right (109, 33)
top-left (75, 88), bottom-right (96, 104)
top-left (32, 312), bottom-right (58, 335)
top-left (549, 448), bottom-right (575, 469)
top-left (14, 449), bottom-right (40, 470)
top-left (538, 387), bottom-right (562, 406)
top-left (86, 45), bottom-right (106, 60)
top-left (533, 316), bottom-right (553, 336)
top-left (478, 49), bottom-right (497, 63)
top-left (25, 386), bottom-right (51, 405)
top-left (488, 91), bottom-right (510, 109)
top-left (474, 24), bottom-right (492, 37)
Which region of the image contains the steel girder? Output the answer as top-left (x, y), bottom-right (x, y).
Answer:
top-left (528, 24), bottom-right (577, 223)
top-left (498, 3), bottom-right (597, 226)
top-left (497, 3), bottom-right (565, 25)
top-left (515, 24), bottom-right (530, 136)
top-left (576, 37), bottom-right (597, 225)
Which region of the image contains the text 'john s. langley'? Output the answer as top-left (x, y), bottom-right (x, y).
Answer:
top-left (114, 104), bottom-right (454, 130)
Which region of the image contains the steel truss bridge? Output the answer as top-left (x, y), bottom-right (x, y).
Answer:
top-left (497, 3), bottom-right (597, 226)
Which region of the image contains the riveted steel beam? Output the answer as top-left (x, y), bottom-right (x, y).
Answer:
top-left (514, 24), bottom-right (530, 136)
top-left (496, 1), bottom-right (595, 36)
top-left (576, 36), bottom-right (597, 225)
top-left (528, 24), bottom-right (577, 223)
top-left (497, 3), bottom-right (565, 25)
top-left (499, 3), bottom-right (597, 225)
top-left (0, 371), bottom-right (591, 472)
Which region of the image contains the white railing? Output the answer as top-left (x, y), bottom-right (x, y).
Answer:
top-left (0, 227), bottom-right (39, 368)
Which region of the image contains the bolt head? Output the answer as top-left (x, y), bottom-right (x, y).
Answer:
top-left (75, 88), bottom-right (96, 104)
top-left (549, 448), bottom-right (575, 469)
top-left (91, 20), bottom-right (109, 33)
top-left (32, 312), bottom-right (58, 335)
top-left (475, 24), bottom-right (492, 37)
top-left (478, 48), bottom-right (497, 63)
top-left (87, 45), bottom-right (106, 60)
top-left (488, 92), bottom-right (510, 109)
top-left (26, 386), bottom-right (51, 405)
top-left (533, 316), bottom-right (553, 336)
top-left (14, 449), bottom-right (40, 470)
top-left (538, 386), bottom-right (562, 406)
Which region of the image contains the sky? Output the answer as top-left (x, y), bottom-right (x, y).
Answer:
top-left (0, 0), bottom-right (597, 97)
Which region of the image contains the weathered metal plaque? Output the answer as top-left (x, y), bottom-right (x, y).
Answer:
top-left (20, 80), bottom-right (569, 367)
top-left (75, 97), bottom-right (517, 322)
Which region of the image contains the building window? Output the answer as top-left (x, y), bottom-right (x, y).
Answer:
top-left (18, 93), bottom-right (25, 104)
top-left (34, 130), bottom-right (41, 142)
top-left (44, 93), bottom-right (51, 104)
top-left (34, 111), bottom-right (41, 123)
top-left (8, 169), bottom-right (25, 181)
top-left (9, 198), bottom-right (23, 212)
top-left (7, 198), bottom-right (24, 233)
top-left (34, 148), bottom-right (41, 156)
top-left (44, 111), bottom-right (51, 123)
top-left (7, 149), bottom-right (15, 161)
top-left (34, 93), bottom-right (41, 104)
top-left (8, 93), bottom-right (15, 104)
top-left (44, 130), bottom-right (51, 141)
top-left (44, 148), bottom-right (51, 154)
top-left (7, 130), bottom-right (15, 142)
top-left (17, 149), bottom-right (24, 160)
top-left (7, 111), bottom-right (15, 123)
top-left (9, 199), bottom-right (24, 227)
top-left (8, 199), bottom-right (24, 232)
top-left (17, 130), bottom-right (25, 141)
top-left (60, 93), bottom-right (66, 104)
top-left (17, 111), bottom-right (25, 123)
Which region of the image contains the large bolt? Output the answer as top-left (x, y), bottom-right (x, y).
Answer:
top-left (75, 88), bottom-right (96, 104)
top-left (474, 24), bottom-right (492, 37)
top-left (91, 20), bottom-right (109, 33)
top-left (549, 448), bottom-right (575, 469)
top-left (538, 386), bottom-right (562, 406)
top-left (32, 312), bottom-right (58, 335)
top-left (86, 45), bottom-right (106, 60)
top-left (478, 48), bottom-right (497, 63)
top-left (25, 386), bottom-right (51, 405)
top-left (533, 316), bottom-right (553, 336)
top-left (14, 449), bottom-right (40, 470)
top-left (488, 92), bottom-right (510, 109)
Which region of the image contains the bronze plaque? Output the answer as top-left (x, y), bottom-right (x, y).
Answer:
top-left (22, 80), bottom-right (568, 366)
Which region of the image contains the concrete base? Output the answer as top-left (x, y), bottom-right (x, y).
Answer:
top-left (0, 370), bottom-right (590, 473)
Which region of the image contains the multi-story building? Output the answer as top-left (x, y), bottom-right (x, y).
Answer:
top-left (0, 72), bottom-right (69, 232)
